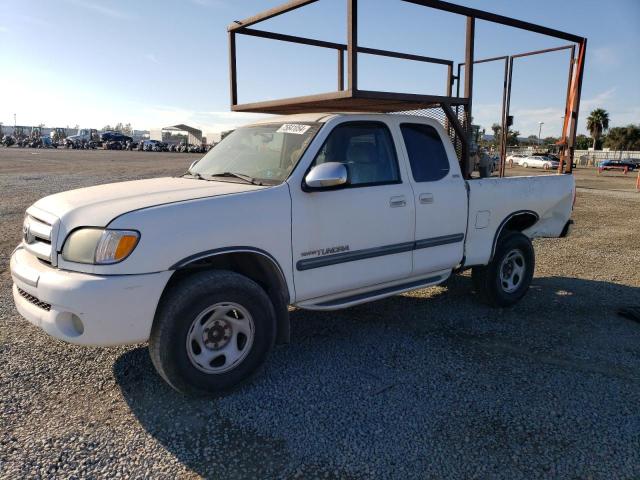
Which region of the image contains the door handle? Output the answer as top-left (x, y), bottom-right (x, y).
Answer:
top-left (389, 196), bottom-right (406, 208)
top-left (419, 193), bottom-right (434, 204)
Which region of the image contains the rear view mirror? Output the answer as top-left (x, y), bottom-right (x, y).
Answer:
top-left (304, 162), bottom-right (348, 189)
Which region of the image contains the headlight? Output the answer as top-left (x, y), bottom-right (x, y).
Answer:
top-left (62, 228), bottom-right (140, 264)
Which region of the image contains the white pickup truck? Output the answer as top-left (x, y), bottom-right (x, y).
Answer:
top-left (11, 113), bottom-right (575, 395)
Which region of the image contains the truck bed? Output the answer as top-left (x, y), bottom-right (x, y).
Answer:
top-left (464, 174), bottom-right (575, 266)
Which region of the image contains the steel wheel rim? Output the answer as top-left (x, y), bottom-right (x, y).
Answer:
top-left (499, 249), bottom-right (526, 293)
top-left (186, 302), bottom-right (255, 374)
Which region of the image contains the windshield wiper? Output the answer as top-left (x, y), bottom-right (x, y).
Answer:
top-left (209, 172), bottom-right (262, 185)
top-left (181, 171), bottom-right (206, 180)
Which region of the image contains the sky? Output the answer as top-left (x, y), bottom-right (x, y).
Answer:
top-left (1, 0), bottom-right (638, 137)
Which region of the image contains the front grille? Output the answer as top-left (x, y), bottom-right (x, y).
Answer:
top-left (23, 214), bottom-right (55, 264)
top-left (17, 287), bottom-right (52, 312)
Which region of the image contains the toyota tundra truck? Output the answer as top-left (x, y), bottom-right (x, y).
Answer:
top-left (10, 113), bottom-right (574, 395)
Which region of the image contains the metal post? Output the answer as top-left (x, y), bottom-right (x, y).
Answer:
top-left (347, 0), bottom-right (358, 93)
top-left (338, 49), bottom-right (344, 90)
top-left (560, 46), bottom-right (575, 141)
top-left (538, 122), bottom-right (544, 144)
top-left (498, 57), bottom-right (509, 177)
top-left (445, 64), bottom-right (453, 136)
top-left (501, 56), bottom-right (514, 177)
top-left (565, 38), bottom-right (587, 174)
top-left (229, 31), bottom-right (238, 106)
top-left (455, 63), bottom-right (462, 148)
top-left (463, 16), bottom-right (475, 178)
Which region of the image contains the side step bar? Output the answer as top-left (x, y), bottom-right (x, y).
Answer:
top-left (297, 275), bottom-right (444, 311)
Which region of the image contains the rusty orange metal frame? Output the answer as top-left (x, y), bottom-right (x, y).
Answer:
top-left (227, 0), bottom-right (587, 177)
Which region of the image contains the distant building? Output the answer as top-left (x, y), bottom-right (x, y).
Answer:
top-left (151, 124), bottom-right (203, 145)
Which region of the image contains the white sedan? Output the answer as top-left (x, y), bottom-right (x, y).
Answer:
top-left (521, 156), bottom-right (559, 170)
top-left (507, 153), bottom-right (528, 165)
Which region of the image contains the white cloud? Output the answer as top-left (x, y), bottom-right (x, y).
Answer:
top-left (144, 53), bottom-right (160, 65)
top-left (511, 107), bottom-right (565, 137)
top-left (142, 105), bottom-right (267, 132)
top-left (581, 87), bottom-right (616, 110)
top-left (474, 88), bottom-right (624, 136)
top-left (65, 0), bottom-right (131, 19)
top-left (592, 47), bottom-right (621, 69)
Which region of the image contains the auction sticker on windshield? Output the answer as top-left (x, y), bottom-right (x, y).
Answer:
top-left (277, 124), bottom-right (311, 135)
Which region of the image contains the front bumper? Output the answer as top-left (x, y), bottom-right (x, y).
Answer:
top-left (10, 247), bottom-right (172, 346)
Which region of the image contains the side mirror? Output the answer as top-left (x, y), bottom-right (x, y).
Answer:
top-left (304, 162), bottom-right (348, 189)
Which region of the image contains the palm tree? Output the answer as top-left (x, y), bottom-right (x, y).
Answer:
top-left (586, 108), bottom-right (609, 150)
top-left (491, 123), bottom-right (502, 147)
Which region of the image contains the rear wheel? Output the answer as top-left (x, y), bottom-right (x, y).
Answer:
top-left (522, 162), bottom-right (529, 168)
top-left (149, 270), bottom-right (276, 395)
top-left (472, 232), bottom-right (535, 307)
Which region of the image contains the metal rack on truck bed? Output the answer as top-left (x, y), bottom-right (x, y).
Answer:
top-left (227, 0), bottom-right (586, 178)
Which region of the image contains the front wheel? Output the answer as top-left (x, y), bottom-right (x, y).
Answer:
top-left (522, 162), bottom-right (529, 168)
top-left (472, 232), bottom-right (535, 307)
top-left (149, 270), bottom-right (276, 395)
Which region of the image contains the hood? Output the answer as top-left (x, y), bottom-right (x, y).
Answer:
top-left (30, 177), bottom-right (266, 230)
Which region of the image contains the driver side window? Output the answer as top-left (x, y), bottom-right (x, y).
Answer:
top-left (312, 122), bottom-right (400, 187)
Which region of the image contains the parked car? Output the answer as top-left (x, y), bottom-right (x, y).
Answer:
top-left (521, 156), bottom-right (559, 169)
top-left (507, 153), bottom-right (527, 165)
top-left (599, 159), bottom-right (637, 171)
top-left (67, 128), bottom-right (99, 144)
top-left (100, 131), bottom-right (133, 144)
top-left (140, 140), bottom-right (168, 152)
top-left (10, 113), bottom-right (575, 395)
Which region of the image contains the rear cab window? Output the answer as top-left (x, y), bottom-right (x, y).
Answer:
top-left (400, 123), bottom-right (450, 182)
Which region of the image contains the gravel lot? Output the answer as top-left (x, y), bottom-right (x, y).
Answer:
top-left (1, 148), bottom-right (639, 479)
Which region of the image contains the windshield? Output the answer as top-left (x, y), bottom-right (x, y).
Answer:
top-left (191, 122), bottom-right (321, 184)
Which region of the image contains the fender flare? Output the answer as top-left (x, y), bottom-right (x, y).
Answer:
top-left (169, 246), bottom-right (291, 344)
top-left (490, 210), bottom-right (539, 261)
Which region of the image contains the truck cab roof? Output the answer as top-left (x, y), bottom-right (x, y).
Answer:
top-left (247, 112), bottom-right (443, 126)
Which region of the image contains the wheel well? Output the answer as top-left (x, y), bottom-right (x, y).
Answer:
top-left (502, 212), bottom-right (538, 234)
top-left (491, 211), bottom-right (539, 259)
top-left (164, 251), bottom-right (291, 344)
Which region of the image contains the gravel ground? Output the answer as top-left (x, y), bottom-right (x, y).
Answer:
top-left (1, 148), bottom-right (639, 479)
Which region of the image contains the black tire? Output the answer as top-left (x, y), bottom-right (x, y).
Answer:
top-left (472, 232), bottom-right (535, 307)
top-left (149, 270), bottom-right (276, 396)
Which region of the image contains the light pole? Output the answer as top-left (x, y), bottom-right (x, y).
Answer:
top-left (538, 121), bottom-right (544, 145)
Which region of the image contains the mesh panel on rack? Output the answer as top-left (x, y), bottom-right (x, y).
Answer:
top-left (393, 106), bottom-right (469, 164)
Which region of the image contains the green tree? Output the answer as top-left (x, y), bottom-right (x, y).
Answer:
top-left (586, 108), bottom-right (609, 150)
top-left (491, 123), bottom-right (502, 146)
top-left (603, 124), bottom-right (640, 151)
top-left (575, 134), bottom-right (591, 150)
top-left (507, 129), bottom-right (520, 146)
top-left (526, 134), bottom-right (538, 145)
